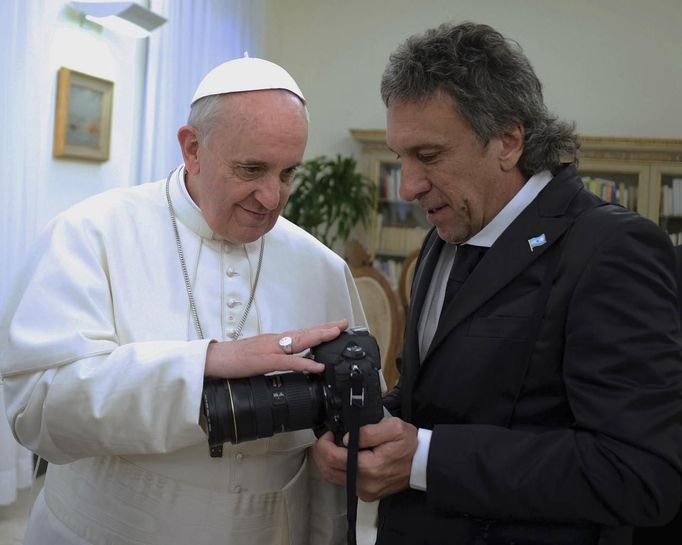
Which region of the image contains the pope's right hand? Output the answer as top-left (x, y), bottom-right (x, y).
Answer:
top-left (203, 319), bottom-right (349, 378)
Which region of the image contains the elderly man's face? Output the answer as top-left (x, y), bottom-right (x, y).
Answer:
top-left (386, 91), bottom-right (522, 244)
top-left (185, 90), bottom-right (308, 243)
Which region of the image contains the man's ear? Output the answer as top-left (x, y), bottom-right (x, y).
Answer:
top-left (177, 125), bottom-right (201, 175)
top-left (498, 123), bottom-right (524, 172)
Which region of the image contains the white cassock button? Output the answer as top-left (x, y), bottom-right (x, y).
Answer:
top-left (227, 298), bottom-right (240, 308)
top-left (233, 485), bottom-right (242, 493)
top-left (227, 315), bottom-right (235, 323)
top-left (235, 452), bottom-right (243, 461)
top-left (226, 267), bottom-right (238, 277)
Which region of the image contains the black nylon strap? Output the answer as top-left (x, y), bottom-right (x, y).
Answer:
top-left (346, 365), bottom-right (364, 545)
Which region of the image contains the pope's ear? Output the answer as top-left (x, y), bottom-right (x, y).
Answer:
top-left (178, 125), bottom-right (201, 175)
top-left (498, 123), bottom-right (524, 172)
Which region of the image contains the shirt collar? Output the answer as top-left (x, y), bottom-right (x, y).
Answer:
top-left (466, 170), bottom-right (552, 248)
top-left (167, 165), bottom-right (214, 240)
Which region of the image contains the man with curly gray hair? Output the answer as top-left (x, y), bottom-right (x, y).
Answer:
top-left (314, 22), bottom-right (682, 545)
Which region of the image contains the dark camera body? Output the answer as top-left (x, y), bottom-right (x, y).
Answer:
top-left (202, 327), bottom-right (384, 457)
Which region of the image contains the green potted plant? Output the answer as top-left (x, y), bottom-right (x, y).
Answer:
top-left (284, 154), bottom-right (376, 250)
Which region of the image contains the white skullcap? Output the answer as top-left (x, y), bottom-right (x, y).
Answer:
top-left (191, 57), bottom-right (305, 106)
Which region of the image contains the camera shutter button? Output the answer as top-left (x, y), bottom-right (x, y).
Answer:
top-left (343, 344), bottom-right (366, 359)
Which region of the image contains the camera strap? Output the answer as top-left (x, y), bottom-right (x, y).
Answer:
top-left (345, 364), bottom-right (365, 545)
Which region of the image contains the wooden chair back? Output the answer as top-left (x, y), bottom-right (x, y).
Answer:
top-left (351, 266), bottom-right (403, 390)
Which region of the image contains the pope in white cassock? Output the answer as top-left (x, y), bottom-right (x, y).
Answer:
top-left (0, 58), bottom-right (367, 545)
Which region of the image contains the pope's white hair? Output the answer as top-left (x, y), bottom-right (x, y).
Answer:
top-left (187, 92), bottom-right (309, 146)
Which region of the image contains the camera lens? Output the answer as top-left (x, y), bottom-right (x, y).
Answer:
top-left (204, 372), bottom-right (326, 446)
top-left (202, 329), bottom-right (384, 457)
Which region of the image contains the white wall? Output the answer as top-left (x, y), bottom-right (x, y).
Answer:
top-left (263, 0), bottom-right (682, 160)
top-left (37, 3), bottom-right (146, 228)
top-left (9, 0), bottom-right (682, 227)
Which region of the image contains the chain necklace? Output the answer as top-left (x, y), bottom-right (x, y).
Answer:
top-left (165, 172), bottom-right (264, 341)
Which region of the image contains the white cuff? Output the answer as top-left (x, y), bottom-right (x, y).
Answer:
top-left (409, 427), bottom-right (432, 491)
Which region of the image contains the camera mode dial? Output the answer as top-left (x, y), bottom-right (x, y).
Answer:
top-left (343, 343), bottom-right (366, 359)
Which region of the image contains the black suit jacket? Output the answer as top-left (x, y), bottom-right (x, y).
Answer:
top-left (631, 245), bottom-right (682, 545)
top-left (677, 245), bottom-right (682, 323)
top-left (379, 165), bottom-right (682, 545)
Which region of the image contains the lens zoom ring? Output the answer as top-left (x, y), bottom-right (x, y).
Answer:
top-left (281, 375), bottom-right (316, 431)
top-left (249, 377), bottom-right (275, 439)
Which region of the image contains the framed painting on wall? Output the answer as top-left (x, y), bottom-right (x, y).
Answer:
top-left (53, 67), bottom-right (114, 161)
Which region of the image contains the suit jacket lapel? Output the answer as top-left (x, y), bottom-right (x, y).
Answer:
top-left (424, 167), bottom-right (586, 362)
top-left (406, 230), bottom-right (443, 338)
top-left (401, 230), bottom-right (442, 392)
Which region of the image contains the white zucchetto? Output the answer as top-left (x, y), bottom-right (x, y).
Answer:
top-left (191, 57), bottom-right (305, 105)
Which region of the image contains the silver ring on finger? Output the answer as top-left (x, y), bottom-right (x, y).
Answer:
top-left (278, 336), bottom-right (294, 355)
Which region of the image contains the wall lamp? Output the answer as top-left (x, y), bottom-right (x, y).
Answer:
top-left (71, 2), bottom-right (166, 38)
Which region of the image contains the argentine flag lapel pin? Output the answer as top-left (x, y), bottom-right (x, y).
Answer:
top-left (528, 233), bottom-right (547, 252)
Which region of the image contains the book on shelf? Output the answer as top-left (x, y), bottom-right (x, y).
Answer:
top-left (377, 226), bottom-right (428, 256)
top-left (661, 178), bottom-right (682, 218)
top-left (582, 177), bottom-right (635, 210)
top-left (380, 164), bottom-right (401, 201)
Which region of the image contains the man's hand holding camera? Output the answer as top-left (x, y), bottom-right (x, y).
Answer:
top-left (201, 320), bottom-right (418, 497)
top-left (313, 416), bottom-right (419, 501)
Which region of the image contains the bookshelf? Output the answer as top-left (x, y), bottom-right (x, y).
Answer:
top-left (350, 129), bottom-right (429, 289)
top-left (649, 164), bottom-right (682, 244)
top-left (577, 136), bottom-right (682, 236)
top-left (351, 132), bottom-right (682, 266)
top-left (377, 162), bottom-right (429, 248)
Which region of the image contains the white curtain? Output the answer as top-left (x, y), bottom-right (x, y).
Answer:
top-left (139, 0), bottom-right (265, 184)
top-left (0, 0), bottom-right (62, 506)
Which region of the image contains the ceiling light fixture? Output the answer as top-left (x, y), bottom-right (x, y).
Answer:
top-left (71, 1), bottom-right (166, 38)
